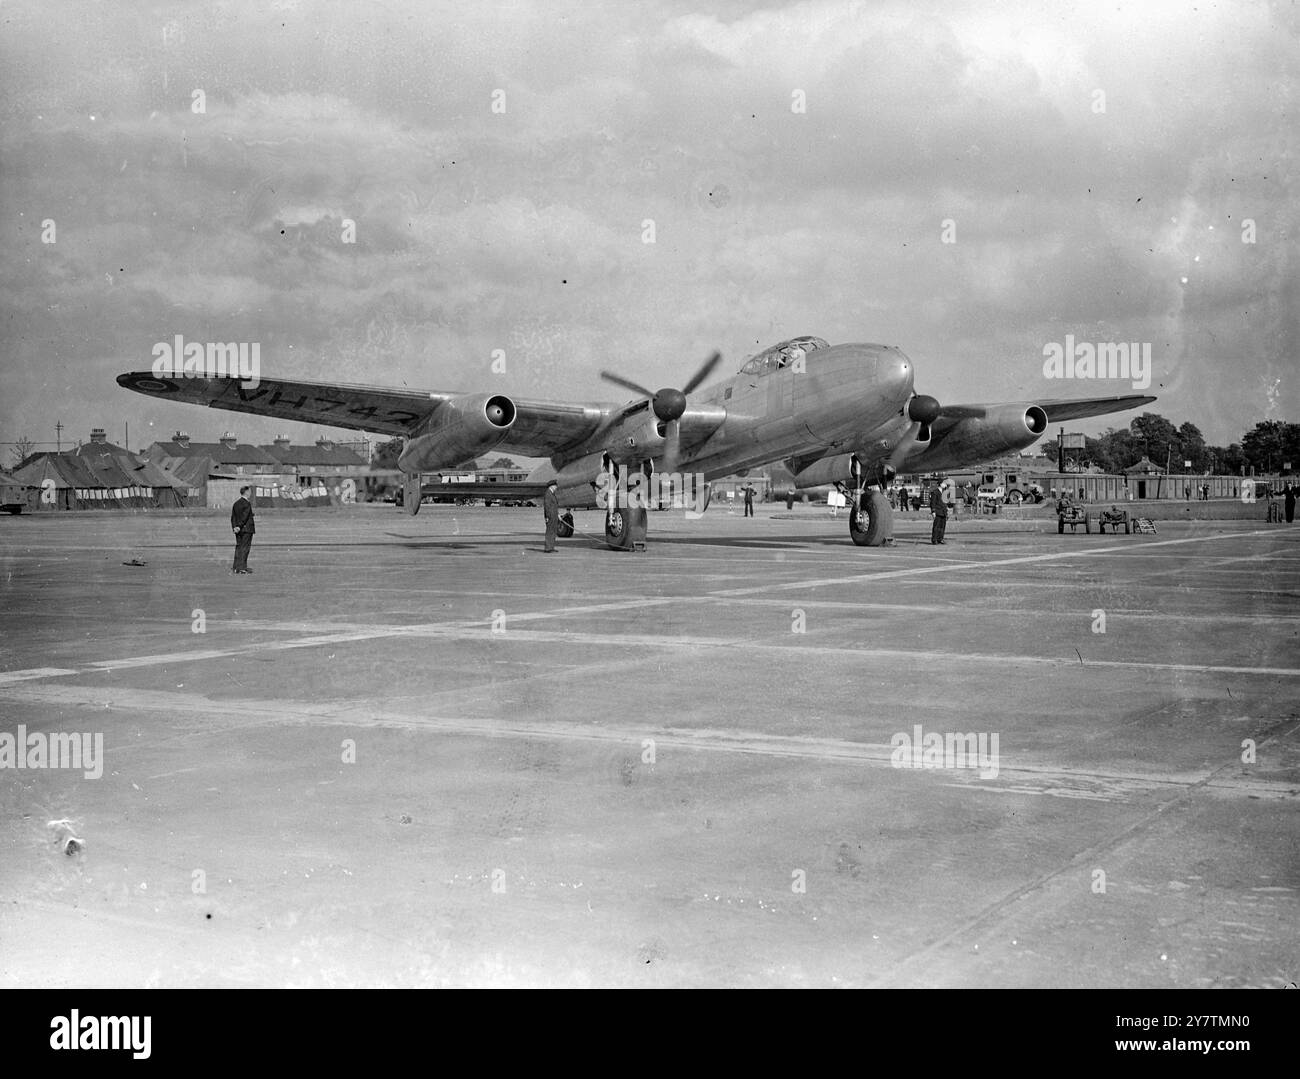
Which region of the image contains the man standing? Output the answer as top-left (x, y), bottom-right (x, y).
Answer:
top-left (231, 485), bottom-right (255, 573)
top-left (543, 478), bottom-right (560, 552)
top-left (743, 483), bottom-right (755, 517)
top-left (929, 482), bottom-right (948, 545)
top-left (1285, 482), bottom-right (1296, 524)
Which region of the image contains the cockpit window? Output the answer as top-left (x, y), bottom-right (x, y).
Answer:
top-left (739, 336), bottom-right (828, 376)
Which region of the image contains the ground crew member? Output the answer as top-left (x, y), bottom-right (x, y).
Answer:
top-left (543, 478), bottom-right (560, 552)
top-left (231, 485), bottom-right (255, 573)
top-left (743, 483), bottom-right (755, 517)
top-left (929, 483), bottom-right (948, 544)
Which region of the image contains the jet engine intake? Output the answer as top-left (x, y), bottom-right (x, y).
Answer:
top-left (397, 393), bottom-right (517, 472)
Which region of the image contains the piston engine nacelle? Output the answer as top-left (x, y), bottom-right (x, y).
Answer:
top-left (603, 418), bottom-right (665, 466)
top-left (396, 393), bottom-right (516, 472)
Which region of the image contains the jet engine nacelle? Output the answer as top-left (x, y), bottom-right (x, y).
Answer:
top-left (791, 404), bottom-right (1049, 487)
top-left (396, 393), bottom-right (517, 472)
top-left (907, 404), bottom-right (1048, 471)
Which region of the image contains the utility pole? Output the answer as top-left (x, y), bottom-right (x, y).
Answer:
top-left (55, 421), bottom-right (63, 452)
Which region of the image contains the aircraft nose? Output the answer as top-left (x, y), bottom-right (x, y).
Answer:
top-left (889, 349), bottom-right (914, 397)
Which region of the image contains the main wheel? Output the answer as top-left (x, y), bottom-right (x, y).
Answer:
top-left (605, 508), bottom-right (630, 549)
top-left (849, 489), bottom-right (891, 547)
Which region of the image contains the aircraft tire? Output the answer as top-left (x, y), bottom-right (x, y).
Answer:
top-left (605, 508), bottom-right (631, 549)
top-left (849, 490), bottom-right (890, 547)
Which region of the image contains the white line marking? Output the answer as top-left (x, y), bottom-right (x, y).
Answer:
top-left (0, 667), bottom-right (79, 685)
top-left (710, 529), bottom-right (1285, 596)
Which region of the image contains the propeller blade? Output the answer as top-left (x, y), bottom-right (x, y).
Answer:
top-left (657, 419), bottom-right (681, 477)
top-left (682, 351), bottom-right (722, 395)
top-left (884, 421), bottom-right (923, 477)
top-left (599, 371), bottom-right (655, 397)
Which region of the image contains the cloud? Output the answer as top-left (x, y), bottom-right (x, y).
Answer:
top-left (0, 0), bottom-right (1295, 451)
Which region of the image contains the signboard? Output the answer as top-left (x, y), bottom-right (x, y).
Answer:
top-left (1061, 432), bottom-right (1086, 450)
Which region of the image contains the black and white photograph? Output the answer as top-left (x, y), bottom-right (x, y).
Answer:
top-left (1, 0), bottom-right (1297, 1009)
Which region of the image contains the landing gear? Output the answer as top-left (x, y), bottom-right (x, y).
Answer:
top-left (847, 455), bottom-right (894, 547)
top-left (605, 507), bottom-right (630, 547)
top-left (849, 489), bottom-right (893, 546)
top-left (603, 457), bottom-right (649, 551)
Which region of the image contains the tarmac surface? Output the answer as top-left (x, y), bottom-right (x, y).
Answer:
top-left (1, 503), bottom-right (1297, 987)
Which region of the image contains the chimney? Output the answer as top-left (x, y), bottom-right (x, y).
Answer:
top-left (273, 435), bottom-right (291, 450)
top-left (89, 427), bottom-right (107, 444)
top-left (173, 431), bottom-right (190, 448)
top-left (219, 431), bottom-right (238, 450)
top-left (315, 436), bottom-right (334, 450)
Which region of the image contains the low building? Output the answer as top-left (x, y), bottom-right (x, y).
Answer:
top-left (260, 435), bottom-right (369, 479)
top-left (146, 431), bottom-right (294, 507)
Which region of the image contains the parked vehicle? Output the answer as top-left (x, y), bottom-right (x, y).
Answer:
top-left (1057, 497), bottom-right (1091, 534)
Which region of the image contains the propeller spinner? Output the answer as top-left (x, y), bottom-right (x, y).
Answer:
top-left (598, 351), bottom-right (722, 472)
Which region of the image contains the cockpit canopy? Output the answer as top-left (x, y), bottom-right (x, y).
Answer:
top-left (738, 336), bottom-right (829, 376)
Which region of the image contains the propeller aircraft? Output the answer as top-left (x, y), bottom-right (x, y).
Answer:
top-left (118, 334), bottom-right (1153, 549)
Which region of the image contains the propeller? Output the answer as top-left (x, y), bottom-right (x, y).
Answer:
top-left (597, 351), bottom-right (722, 475)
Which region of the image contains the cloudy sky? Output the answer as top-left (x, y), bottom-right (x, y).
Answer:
top-left (2, 0), bottom-right (1295, 457)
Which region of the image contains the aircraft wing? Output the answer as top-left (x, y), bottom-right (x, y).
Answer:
top-left (115, 371), bottom-right (610, 454)
top-left (938, 393), bottom-right (1157, 424)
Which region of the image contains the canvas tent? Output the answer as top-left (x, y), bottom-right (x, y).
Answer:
top-left (12, 436), bottom-right (187, 510)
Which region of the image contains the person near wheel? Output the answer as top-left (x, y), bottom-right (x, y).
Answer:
top-left (929, 483), bottom-right (948, 544)
top-left (543, 478), bottom-right (560, 552)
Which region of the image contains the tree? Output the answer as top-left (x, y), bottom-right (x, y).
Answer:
top-left (1087, 427), bottom-right (1139, 473)
top-left (9, 436), bottom-right (34, 469)
top-left (1216, 443), bottom-right (1245, 474)
top-left (1176, 421), bottom-right (1207, 471)
top-left (1129, 412), bottom-right (1179, 468)
top-left (490, 457), bottom-right (517, 469)
top-left (1241, 420), bottom-right (1300, 473)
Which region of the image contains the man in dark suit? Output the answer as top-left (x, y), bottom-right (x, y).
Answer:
top-left (543, 478), bottom-right (560, 552)
top-left (231, 485), bottom-right (255, 572)
top-left (929, 483), bottom-right (948, 545)
top-left (742, 483), bottom-right (756, 517)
